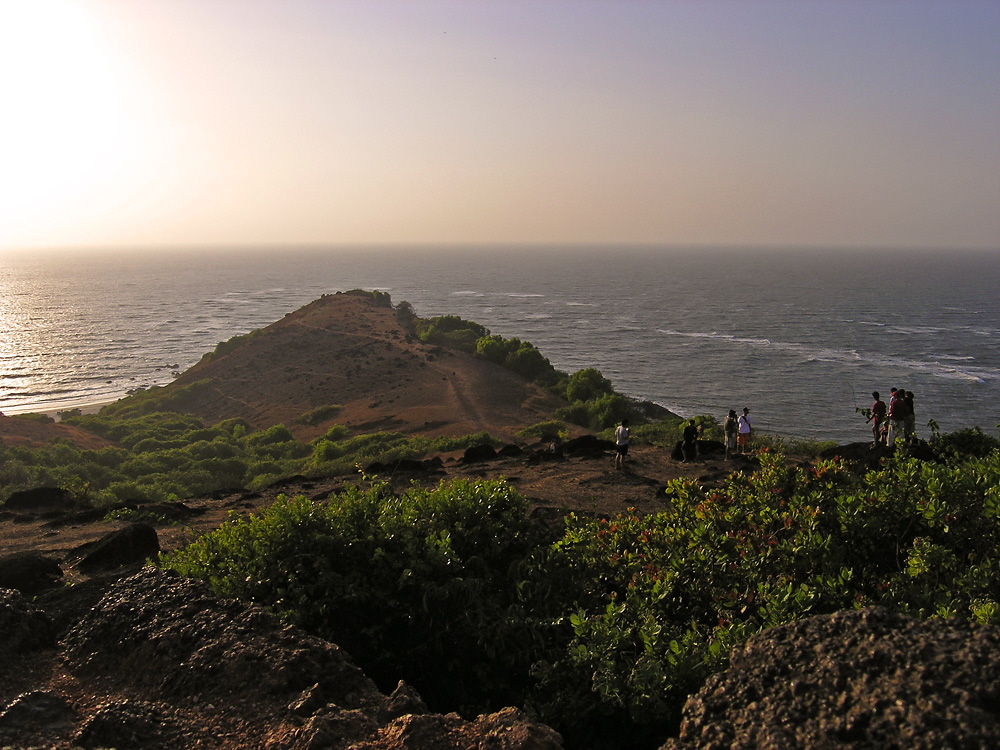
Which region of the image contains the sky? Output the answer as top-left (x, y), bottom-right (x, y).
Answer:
top-left (1, 0), bottom-right (999, 252)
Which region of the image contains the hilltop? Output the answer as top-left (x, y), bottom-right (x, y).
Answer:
top-left (162, 291), bottom-right (569, 442)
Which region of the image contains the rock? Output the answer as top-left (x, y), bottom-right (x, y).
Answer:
top-left (497, 443), bottom-right (524, 458)
top-left (3, 486), bottom-right (73, 512)
top-left (662, 607), bottom-right (1000, 750)
top-left (670, 440), bottom-right (724, 461)
top-left (0, 551), bottom-right (63, 595)
top-left (62, 567), bottom-right (379, 707)
top-left (378, 680), bottom-right (429, 724)
top-left (462, 444), bottom-right (498, 464)
top-left (0, 690), bottom-right (76, 734)
top-left (562, 434), bottom-right (614, 457)
top-left (366, 458), bottom-right (445, 476)
top-left (72, 699), bottom-right (162, 749)
top-left (0, 588), bottom-right (56, 652)
top-left (72, 523), bottom-right (160, 572)
top-left (56, 567), bottom-right (565, 750)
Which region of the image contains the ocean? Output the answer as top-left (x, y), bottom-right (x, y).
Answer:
top-left (1, 245), bottom-right (998, 445)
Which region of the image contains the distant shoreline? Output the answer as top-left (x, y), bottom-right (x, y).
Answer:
top-left (3, 398), bottom-right (117, 422)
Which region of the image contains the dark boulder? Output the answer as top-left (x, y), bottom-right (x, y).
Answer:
top-left (365, 458), bottom-right (444, 475)
top-left (0, 691), bottom-right (76, 735)
top-left (497, 443), bottom-right (524, 458)
top-left (461, 444), bottom-right (498, 464)
top-left (3, 487), bottom-right (74, 512)
top-left (72, 523), bottom-right (160, 573)
top-left (0, 551), bottom-right (63, 595)
top-left (562, 434), bottom-right (614, 457)
top-left (662, 608), bottom-right (1000, 750)
top-left (671, 440), bottom-right (723, 461)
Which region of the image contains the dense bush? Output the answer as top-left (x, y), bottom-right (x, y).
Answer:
top-left (164, 478), bottom-right (553, 715)
top-left (560, 368), bottom-right (615, 403)
top-left (416, 315), bottom-right (489, 352)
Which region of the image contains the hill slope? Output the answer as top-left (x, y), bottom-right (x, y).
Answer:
top-left (164, 292), bottom-right (568, 440)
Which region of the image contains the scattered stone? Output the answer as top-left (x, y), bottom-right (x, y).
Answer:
top-left (0, 551), bottom-right (63, 595)
top-left (377, 680), bottom-right (429, 724)
top-left (366, 458), bottom-right (445, 476)
top-left (72, 523), bottom-right (160, 573)
top-left (497, 443), bottom-right (525, 458)
top-left (0, 690), bottom-right (76, 734)
top-left (3, 486), bottom-right (74, 512)
top-left (0, 588), bottom-right (56, 653)
top-left (462, 444), bottom-right (498, 464)
top-left (72, 698), bottom-right (161, 749)
top-left (562, 434), bottom-right (614, 457)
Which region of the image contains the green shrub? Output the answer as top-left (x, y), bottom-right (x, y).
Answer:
top-left (561, 368), bottom-right (615, 403)
top-left (416, 315), bottom-right (488, 352)
top-left (517, 421), bottom-right (568, 441)
top-left (163, 478), bottom-right (550, 715)
top-left (296, 404), bottom-right (342, 426)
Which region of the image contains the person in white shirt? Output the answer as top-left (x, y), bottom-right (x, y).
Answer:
top-left (737, 408), bottom-right (752, 454)
top-left (614, 419), bottom-right (630, 470)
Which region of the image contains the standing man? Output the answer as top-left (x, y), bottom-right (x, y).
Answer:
top-left (681, 419), bottom-right (700, 462)
top-left (614, 418), bottom-right (630, 470)
top-left (886, 388), bottom-right (906, 447)
top-left (737, 408), bottom-right (752, 454)
top-left (867, 391), bottom-right (887, 447)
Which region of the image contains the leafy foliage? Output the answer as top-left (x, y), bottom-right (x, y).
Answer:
top-left (0, 410), bottom-right (501, 506)
top-left (163, 478), bottom-right (552, 715)
top-left (416, 315), bottom-right (489, 352)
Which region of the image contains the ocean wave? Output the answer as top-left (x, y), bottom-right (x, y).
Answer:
top-left (886, 325), bottom-right (951, 336)
top-left (656, 328), bottom-right (998, 382)
top-left (450, 290), bottom-right (483, 297)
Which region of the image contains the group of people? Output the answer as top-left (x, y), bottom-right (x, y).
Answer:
top-left (613, 406), bottom-right (754, 470)
top-left (866, 388), bottom-right (916, 447)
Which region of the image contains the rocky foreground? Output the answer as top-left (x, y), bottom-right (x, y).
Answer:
top-left (5, 553), bottom-right (1000, 749)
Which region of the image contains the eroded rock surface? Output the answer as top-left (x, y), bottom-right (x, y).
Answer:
top-left (662, 607), bottom-right (1000, 750)
top-left (1, 566), bottom-right (564, 750)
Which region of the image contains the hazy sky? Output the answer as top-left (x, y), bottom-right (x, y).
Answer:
top-left (1, 0), bottom-right (998, 251)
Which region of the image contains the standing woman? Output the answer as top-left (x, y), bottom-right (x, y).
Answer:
top-left (737, 408), bottom-right (752, 454)
top-left (724, 409), bottom-right (738, 460)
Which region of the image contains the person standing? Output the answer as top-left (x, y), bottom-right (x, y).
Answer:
top-left (737, 408), bottom-right (752, 454)
top-left (886, 389), bottom-right (906, 447)
top-left (723, 409), bottom-right (738, 460)
top-left (903, 390), bottom-right (916, 440)
top-left (614, 419), bottom-right (630, 470)
top-left (681, 419), bottom-right (699, 462)
top-left (867, 391), bottom-right (887, 447)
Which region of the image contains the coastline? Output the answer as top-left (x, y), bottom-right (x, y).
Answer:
top-left (2, 397), bottom-right (118, 421)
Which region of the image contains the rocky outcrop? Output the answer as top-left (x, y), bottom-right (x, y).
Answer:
top-left (0, 551), bottom-right (64, 595)
top-left (1, 567), bottom-right (563, 750)
top-left (70, 522), bottom-right (161, 573)
top-left (662, 607), bottom-right (1000, 750)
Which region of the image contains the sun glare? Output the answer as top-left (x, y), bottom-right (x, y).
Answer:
top-left (0, 0), bottom-right (146, 246)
